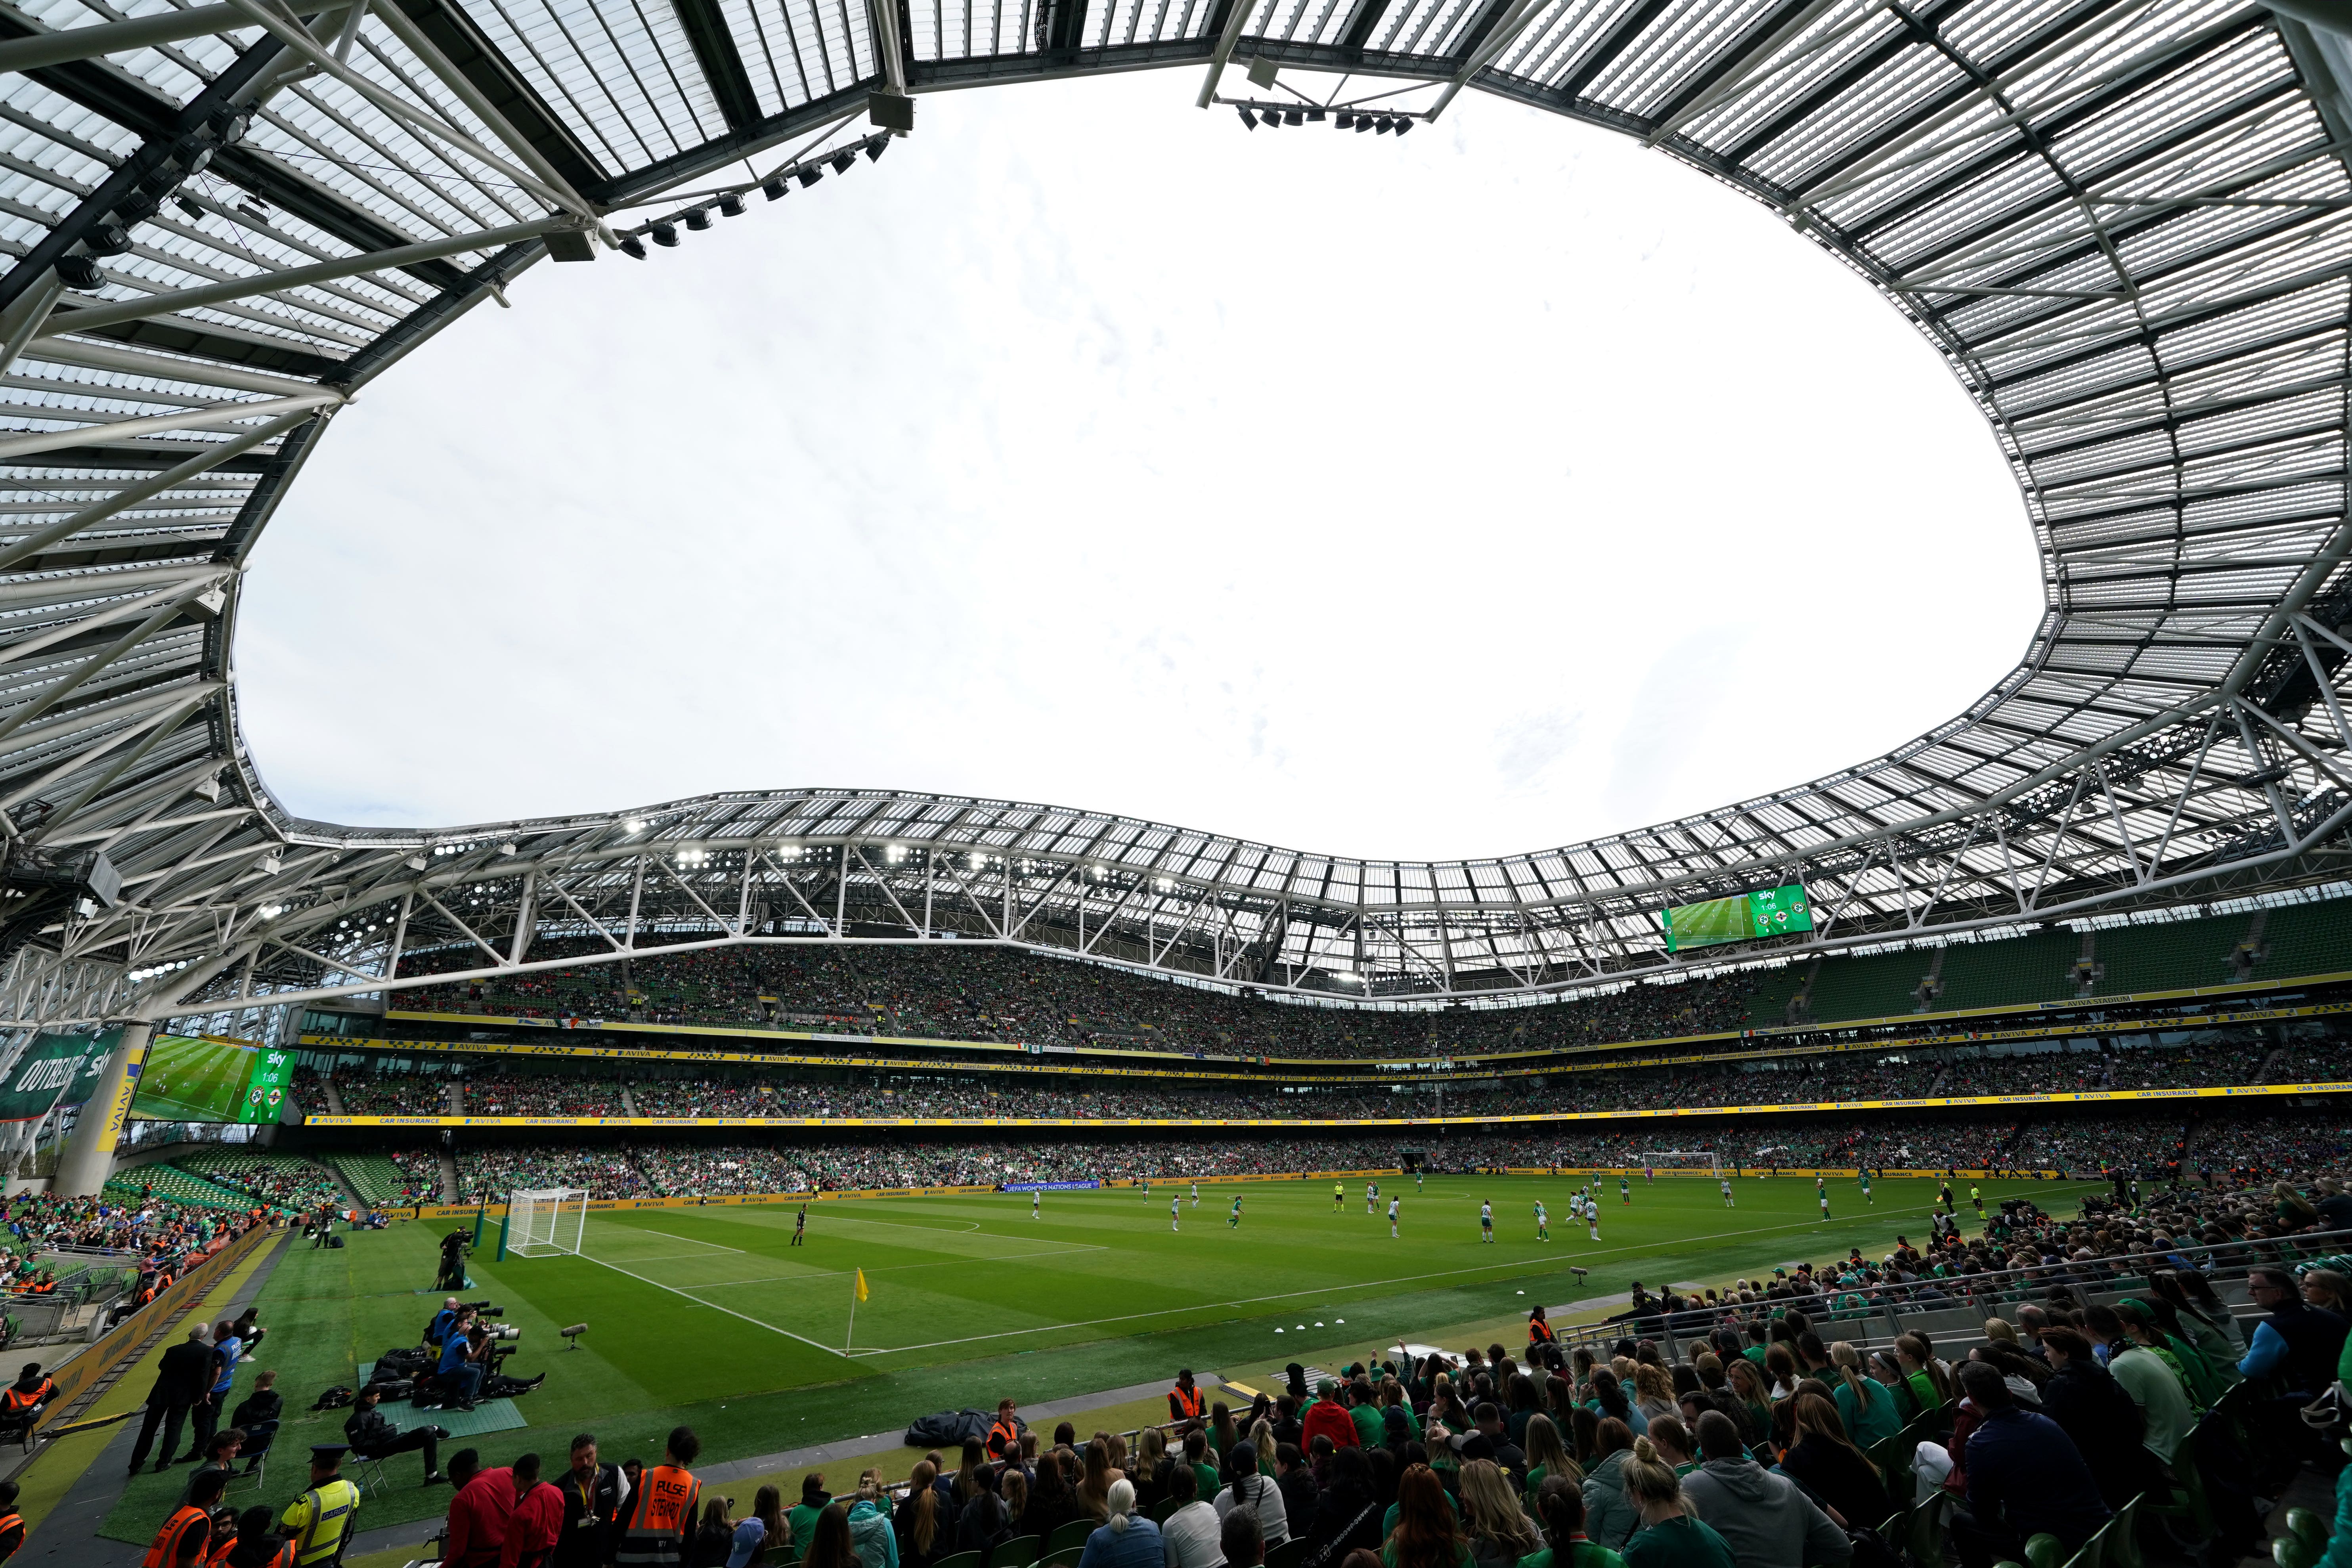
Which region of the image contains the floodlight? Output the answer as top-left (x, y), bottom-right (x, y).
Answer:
top-left (623, 818), bottom-right (645, 834)
top-left (650, 222), bottom-right (678, 247)
top-left (620, 235), bottom-right (647, 259)
top-left (1306, 107), bottom-right (1325, 121)
top-left (829, 149), bottom-right (855, 174)
top-left (1335, 111), bottom-right (1354, 128)
top-left (762, 177), bottom-right (788, 201)
top-left (1355, 116), bottom-right (1373, 132)
top-left (1284, 109), bottom-right (1302, 125)
top-left (55, 255), bottom-right (99, 290)
top-left (795, 166), bottom-right (823, 187)
top-left (1237, 105), bottom-right (1256, 130)
top-left (1394, 117), bottom-right (1413, 135)
top-left (863, 134), bottom-right (889, 161)
top-left (173, 195), bottom-right (203, 220)
top-left (1375, 116), bottom-right (1392, 133)
top-left (717, 192), bottom-right (745, 217)
top-left (683, 207), bottom-right (711, 231)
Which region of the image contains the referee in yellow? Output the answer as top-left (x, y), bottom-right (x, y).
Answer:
top-left (280, 1442), bottom-right (362, 1566)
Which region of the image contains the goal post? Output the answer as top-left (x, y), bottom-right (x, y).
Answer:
top-left (509, 1187), bottom-right (589, 1257)
top-left (1634, 1150), bottom-right (1724, 1177)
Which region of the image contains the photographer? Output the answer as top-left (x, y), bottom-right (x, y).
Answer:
top-left (438, 1230), bottom-right (471, 1292)
top-left (553, 1433), bottom-right (629, 1568)
top-left (437, 1322), bottom-right (488, 1413)
top-left (344, 1387), bottom-right (449, 1484)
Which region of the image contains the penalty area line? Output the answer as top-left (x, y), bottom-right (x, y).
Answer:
top-left (573, 1249), bottom-right (856, 1360)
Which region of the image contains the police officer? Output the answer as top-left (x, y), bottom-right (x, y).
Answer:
top-left (614, 1426), bottom-right (701, 1568)
top-left (553, 1432), bottom-right (629, 1568)
top-left (279, 1444), bottom-right (361, 1567)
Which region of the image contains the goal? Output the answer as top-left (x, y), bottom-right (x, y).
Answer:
top-left (1635, 1150), bottom-right (1724, 1177)
top-left (509, 1187), bottom-right (589, 1257)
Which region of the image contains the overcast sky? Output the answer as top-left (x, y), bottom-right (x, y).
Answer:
top-left (233, 69), bottom-right (2039, 864)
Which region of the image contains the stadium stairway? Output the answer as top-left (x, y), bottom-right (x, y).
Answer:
top-left (436, 1150), bottom-right (459, 1203)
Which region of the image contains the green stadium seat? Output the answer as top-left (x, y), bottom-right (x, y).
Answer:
top-left (1044, 1519), bottom-right (1096, 1557)
top-left (990, 1534), bottom-right (1041, 1568)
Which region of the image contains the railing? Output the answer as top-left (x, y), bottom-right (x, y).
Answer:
top-left (1547, 1223), bottom-right (2352, 1363)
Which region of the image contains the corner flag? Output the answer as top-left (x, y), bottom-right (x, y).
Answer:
top-left (855, 1268), bottom-right (869, 1302)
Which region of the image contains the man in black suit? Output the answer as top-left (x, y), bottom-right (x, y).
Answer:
top-left (128, 1325), bottom-right (215, 1474)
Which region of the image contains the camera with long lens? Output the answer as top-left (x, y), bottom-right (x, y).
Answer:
top-left (462, 1301), bottom-right (503, 1317)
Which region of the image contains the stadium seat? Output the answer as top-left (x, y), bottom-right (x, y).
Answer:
top-left (990, 1533), bottom-right (1040, 1568)
top-left (933, 1551), bottom-right (983, 1568)
top-left (1150, 1498), bottom-right (1182, 1524)
top-left (1265, 1538), bottom-right (1306, 1568)
top-left (1043, 1519), bottom-right (1095, 1557)
top-left (234, 1419), bottom-right (279, 1494)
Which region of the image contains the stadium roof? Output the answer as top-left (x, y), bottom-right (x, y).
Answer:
top-left (0, 0), bottom-right (2346, 1026)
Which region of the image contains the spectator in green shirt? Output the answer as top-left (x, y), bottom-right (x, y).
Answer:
top-left (789, 1473), bottom-right (832, 1555)
top-left (1520, 1476), bottom-right (1625, 1568)
top-left (1615, 1440), bottom-right (1735, 1568)
top-left (1351, 1383), bottom-right (1387, 1449)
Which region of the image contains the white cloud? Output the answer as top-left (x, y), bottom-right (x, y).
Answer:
top-left (235, 68), bottom-right (2039, 861)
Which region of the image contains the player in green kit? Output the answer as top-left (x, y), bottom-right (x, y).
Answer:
top-left (1619, 1176), bottom-right (1630, 1206)
top-left (1535, 1201), bottom-right (1548, 1242)
top-left (1860, 1168), bottom-right (1873, 1205)
top-left (1414, 1168), bottom-right (1423, 1193)
top-left (1229, 1195), bottom-right (1242, 1229)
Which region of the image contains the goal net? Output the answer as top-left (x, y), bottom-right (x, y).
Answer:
top-left (509, 1187), bottom-right (589, 1257)
top-left (1635, 1150), bottom-right (1724, 1176)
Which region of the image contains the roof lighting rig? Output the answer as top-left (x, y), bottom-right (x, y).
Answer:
top-left (614, 124), bottom-right (899, 260)
top-left (1228, 101), bottom-right (1418, 133)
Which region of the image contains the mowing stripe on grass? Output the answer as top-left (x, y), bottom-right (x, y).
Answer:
top-left (847, 1202), bottom-right (1982, 1356)
top-left (572, 1248), bottom-right (855, 1359)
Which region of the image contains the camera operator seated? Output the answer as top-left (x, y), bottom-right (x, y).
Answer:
top-left (425, 1298), bottom-right (463, 1350)
top-left (436, 1322), bottom-right (488, 1413)
top-left (345, 1387), bottom-right (449, 1484)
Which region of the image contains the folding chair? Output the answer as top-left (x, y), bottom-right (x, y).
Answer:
top-left (351, 1446), bottom-right (394, 1497)
top-left (233, 1420), bottom-right (279, 1495)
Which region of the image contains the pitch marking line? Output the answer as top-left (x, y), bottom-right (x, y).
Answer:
top-left (626, 1229), bottom-right (747, 1253)
top-left (838, 1197), bottom-right (2080, 1357)
top-left (571, 1250), bottom-right (851, 1358)
top-left (681, 1245), bottom-right (1115, 1292)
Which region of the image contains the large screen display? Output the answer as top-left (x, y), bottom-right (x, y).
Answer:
top-left (128, 1034), bottom-right (294, 1124)
top-left (1662, 883), bottom-right (1813, 953)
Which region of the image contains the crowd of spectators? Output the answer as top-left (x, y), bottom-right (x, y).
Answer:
top-left (428, 1109), bottom-right (2350, 1200)
top-left (296, 1064), bottom-right (451, 1116)
top-left (175, 1152), bottom-right (342, 1209)
top-left (296, 1034), bottom-right (2347, 1130)
top-left (455, 1072), bottom-right (626, 1118)
top-left (390, 939), bottom-right (1767, 1059)
top-left (387, 1149), bottom-right (445, 1203)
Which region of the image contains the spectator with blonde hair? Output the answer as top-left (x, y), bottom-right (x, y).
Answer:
top-left (1616, 1439), bottom-right (1733, 1568)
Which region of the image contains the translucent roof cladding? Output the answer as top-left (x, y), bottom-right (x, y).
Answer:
top-left (0, 0), bottom-right (2343, 1021)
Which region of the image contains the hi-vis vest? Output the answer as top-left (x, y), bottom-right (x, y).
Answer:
top-left (144, 1505), bottom-right (210, 1567)
top-left (285, 1478), bottom-right (361, 1566)
top-left (1170, 1385), bottom-right (1203, 1420)
top-left (3, 1378), bottom-right (54, 1415)
top-left (616, 1464), bottom-right (700, 1567)
top-left (1528, 1319), bottom-right (1557, 1345)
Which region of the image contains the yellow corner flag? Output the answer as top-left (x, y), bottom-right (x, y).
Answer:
top-left (855, 1267), bottom-right (869, 1302)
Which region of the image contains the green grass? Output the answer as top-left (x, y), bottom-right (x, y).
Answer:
top-left (129, 1036), bottom-right (256, 1122)
top-left (100, 1172), bottom-right (2094, 1545)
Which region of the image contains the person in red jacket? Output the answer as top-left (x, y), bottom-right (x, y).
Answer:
top-left (444, 1450), bottom-right (516, 1568)
top-left (1300, 1381), bottom-right (1359, 1450)
top-left (503, 1453), bottom-right (563, 1568)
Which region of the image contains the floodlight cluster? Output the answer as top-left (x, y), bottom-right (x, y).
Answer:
top-left (618, 134), bottom-right (894, 259)
top-left (1234, 105), bottom-right (1415, 133)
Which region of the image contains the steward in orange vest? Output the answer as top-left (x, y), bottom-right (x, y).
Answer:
top-left (2, 1363), bottom-right (56, 1422)
top-left (0, 1476), bottom-right (25, 1562)
top-left (1527, 1307), bottom-right (1557, 1348)
top-left (615, 1428), bottom-right (701, 1568)
top-left (985, 1400), bottom-right (1022, 1459)
top-left (1167, 1370), bottom-right (1204, 1423)
top-left (146, 1469), bottom-right (227, 1568)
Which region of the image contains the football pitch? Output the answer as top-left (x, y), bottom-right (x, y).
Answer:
top-left (394, 1172), bottom-right (2089, 1403)
top-left (107, 1171), bottom-right (2096, 1545)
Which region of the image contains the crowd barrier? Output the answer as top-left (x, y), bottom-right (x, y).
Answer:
top-left (30, 1222), bottom-right (272, 1435)
top-left (371, 964), bottom-right (2352, 1069)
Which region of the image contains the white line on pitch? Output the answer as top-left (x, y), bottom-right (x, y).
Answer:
top-left (683, 1245), bottom-right (1113, 1292)
top-left (627, 1229), bottom-right (747, 1253)
top-left (572, 1251), bottom-right (853, 1360)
